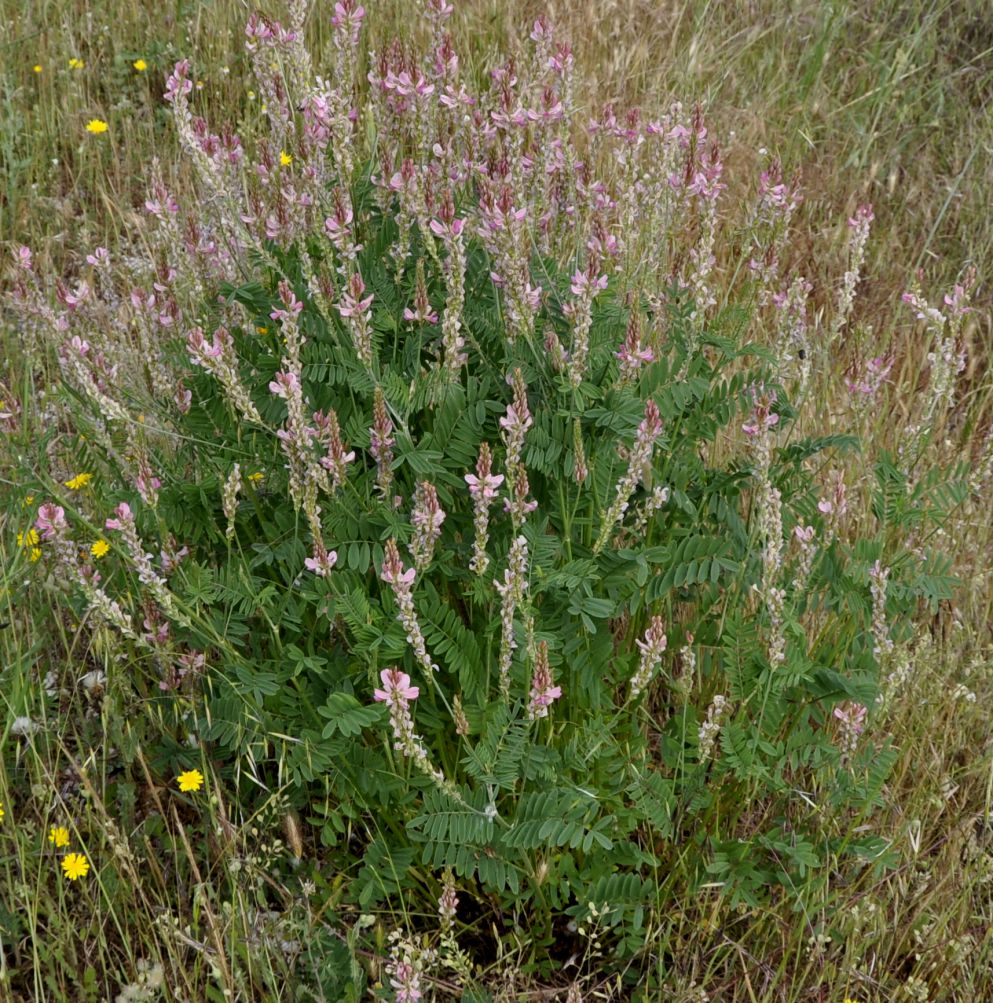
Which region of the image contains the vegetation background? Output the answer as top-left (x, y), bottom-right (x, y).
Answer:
top-left (1, 0), bottom-right (992, 1000)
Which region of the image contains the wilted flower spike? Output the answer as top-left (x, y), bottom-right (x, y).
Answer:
top-left (104, 501), bottom-right (188, 627)
top-left (370, 388), bottom-right (395, 502)
top-left (594, 400), bottom-right (663, 553)
top-left (438, 870), bottom-right (458, 933)
top-left (410, 482), bottom-right (445, 571)
top-left (831, 202), bottom-right (873, 340)
top-left (495, 534), bottom-right (529, 698)
top-left (186, 326), bottom-right (262, 424)
top-left (869, 560), bottom-right (894, 661)
top-left (698, 694), bottom-right (728, 762)
top-left (630, 616), bottom-right (667, 699)
top-left (222, 463), bottom-right (242, 539)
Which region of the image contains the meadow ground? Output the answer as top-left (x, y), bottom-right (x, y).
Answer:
top-left (1, 1), bottom-right (992, 1001)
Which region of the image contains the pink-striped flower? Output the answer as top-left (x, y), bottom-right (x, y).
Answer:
top-left (429, 216), bottom-right (466, 240)
top-left (374, 668), bottom-right (420, 706)
top-left (104, 502), bottom-right (133, 531)
top-left (304, 548), bottom-right (339, 577)
top-left (35, 503), bottom-right (67, 540)
top-left (164, 60), bottom-right (193, 103)
top-left (381, 538), bottom-right (416, 589)
top-left (270, 281), bottom-right (303, 323)
top-left (268, 371), bottom-right (300, 399)
top-left (465, 470), bottom-right (503, 502)
top-left (833, 700), bottom-right (868, 755)
top-left (331, 1), bottom-right (366, 46)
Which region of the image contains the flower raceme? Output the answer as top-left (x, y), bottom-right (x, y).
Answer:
top-left (527, 642), bottom-right (562, 720)
top-left (373, 669), bottom-right (453, 796)
top-left (466, 443), bottom-right (503, 576)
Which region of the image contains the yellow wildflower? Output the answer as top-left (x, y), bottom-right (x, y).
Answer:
top-left (33, 64), bottom-right (42, 74)
top-left (49, 826), bottom-right (71, 848)
top-left (17, 529), bottom-right (42, 561)
top-left (61, 852), bottom-right (90, 880)
top-left (64, 472), bottom-right (93, 490)
top-left (68, 58), bottom-right (85, 70)
top-left (85, 119), bottom-right (108, 135)
top-left (0, 801), bottom-right (5, 822)
top-left (176, 769), bottom-right (205, 793)
top-left (24, 494), bottom-right (35, 506)
top-left (247, 472), bottom-right (264, 483)
top-left (91, 539), bottom-right (110, 559)
top-left (280, 150), bottom-right (293, 167)
top-left (133, 58), bottom-right (147, 72)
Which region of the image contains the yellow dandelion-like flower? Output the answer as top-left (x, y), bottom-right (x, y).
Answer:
top-left (91, 539), bottom-right (110, 559)
top-left (33, 64), bottom-right (43, 74)
top-left (17, 529), bottom-right (41, 561)
top-left (68, 58), bottom-right (85, 70)
top-left (133, 58), bottom-right (147, 72)
top-left (85, 119), bottom-right (108, 135)
top-left (64, 472), bottom-right (93, 490)
top-left (49, 826), bottom-right (71, 848)
top-left (17, 529), bottom-right (39, 549)
top-left (61, 852), bottom-right (90, 880)
top-left (247, 471), bottom-right (264, 483)
top-left (280, 150), bottom-right (293, 167)
top-left (176, 769), bottom-right (205, 793)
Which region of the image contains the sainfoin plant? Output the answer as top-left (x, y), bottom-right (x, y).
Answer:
top-left (10, 0), bottom-right (969, 993)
